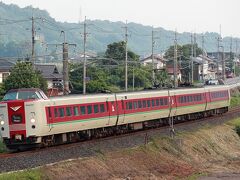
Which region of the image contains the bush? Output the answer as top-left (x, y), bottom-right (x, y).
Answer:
top-left (235, 125), bottom-right (240, 136)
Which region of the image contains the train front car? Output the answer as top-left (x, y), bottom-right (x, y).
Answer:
top-left (0, 88), bottom-right (48, 150)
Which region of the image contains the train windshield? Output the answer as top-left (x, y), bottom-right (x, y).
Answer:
top-left (3, 90), bottom-right (42, 101)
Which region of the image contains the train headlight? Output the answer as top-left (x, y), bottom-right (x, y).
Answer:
top-left (0, 120), bottom-right (4, 125)
top-left (30, 118), bottom-right (36, 123)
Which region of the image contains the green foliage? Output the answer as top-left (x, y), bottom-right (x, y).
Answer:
top-left (235, 66), bottom-right (240, 76)
top-left (230, 94), bottom-right (240, 108)
top-left (3, 62), bottom-right (47, 92)
top-left (105, 41), bottom-right (140, 61)
top-left (0, 169), bottom-right (42, 180)
top-left (0, 139), bottom-right (7, 153)
top-left (0, 2), bottom-right (238, 58)
top-left (235, 125), bottom-right (240, 137)
top-left (164, 44), bottom-right (203, 82)
top-left (0, 84), bottom-right (6, 100)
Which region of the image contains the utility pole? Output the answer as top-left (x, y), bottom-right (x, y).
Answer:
top-left (31, 16), bottom-right (35, 67)
top-left (230, 37), bottom-right (233, 77)
top-left (47, 32), bottom-right (76, 95)
top-left (190, 33), bottom-right (194, 84)
top-left (221, 45), bottom-right (225, 80)
top-left (234, 40), bottom-right (238, 77)
top-left (83, 16), bottom-right (87, 94)
top-left (152, 26), bottom-right (155, 84)
top-left (124, 20), bottom-right (128, 92)
top-left (173, 30), bottom-right (178, 88)
top-left (217, 37), bottom-right (221, 79)
top-left (201, 34), bottom-right (204, 82)
top-left (62, 31), bottom-right (69, 95)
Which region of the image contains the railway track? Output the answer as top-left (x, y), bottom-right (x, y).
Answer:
top-left (0, 106), bottom-right (240, 173)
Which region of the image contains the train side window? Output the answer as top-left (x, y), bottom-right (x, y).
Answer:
top-left (133, 101), bottom-right (137, 109)
top-left (143, 100), bottom-right (146, 108)
top-left (59, 108), bottom-right (64, 117)
top-left (54, 108), bottom-right (58, 118)
top-left (126, 102), bottom-right (129, 110)
top-left (189, 96), bottom-right (193, 102)
top-left (47, 107), bottom-right (52, 118)
top-left (160, 98), bottom-right (163, 105)
top-left (164, 98), bottom-right (168, 105)
top-left (73, 106), bottom-right (79, 116)
top-left (94, 104), bottom-right (99, 113)
top-left (87, 105), bottom-right (92, 114)
top-left (100, 104), bottom-right (105, 113)
top-left (138, 100), bottom-right (142, 108)
top-left (156, 99), bottom-right (159, 106)
top-left (151, 99), bottom-right (155, 107)
top-left (66, 107), bottom-right (72, 116)
top-left (129, 102), bottom-right (133, 109)
top-left (121, 100), bottom-right (125, 110)
top-left (147, 100), bottom-right (151, 108)
top-left (80, 106), bottom-right (86, 115)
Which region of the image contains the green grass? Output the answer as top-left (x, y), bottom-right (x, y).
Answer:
top-left (0, 169), bottom-right (43, 180)
top-left (184, 172), bottom-right (208, 180)
top-left (226, 118), bottom-right (240, 127)
top-left (230, 95), bottom-right (240, 108)
top-left (0, 139), bottom-right (7, 153)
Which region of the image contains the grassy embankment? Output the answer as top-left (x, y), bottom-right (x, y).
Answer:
top-left (0, 170), bottom-right (42, 180)
top-left (1, 118), bottom-right (240, 179)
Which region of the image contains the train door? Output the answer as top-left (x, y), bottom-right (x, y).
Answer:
top-left (106, 100), bottom-right (118, 126)
top-left (169, 92), bottom-right (177, 117)
top-left (118, 97), bottom-right (126, 124)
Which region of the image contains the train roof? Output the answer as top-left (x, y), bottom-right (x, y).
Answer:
top-left (49, 85), bottom-right (229, 100)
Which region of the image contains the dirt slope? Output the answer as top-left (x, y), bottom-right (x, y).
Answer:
top-left (41, 122), bottom-right (240, 180)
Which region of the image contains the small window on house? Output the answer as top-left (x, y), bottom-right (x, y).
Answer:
top-left (80, 106), bottom-right (86, 115)
top-left (100, 104), bottom-right (105, 112)
top-left (59, 108), bottom-right (64, 117)
top-left (94, 104), bottom-right (99, 113)
top-left (66, 107), bottom-right (72, 116)
top-left (2, 73), bottom-right (9, 82)
top-left (87, 105), bottom-right (92, 114)
top-left (73, 106), bottom-right (79, 116)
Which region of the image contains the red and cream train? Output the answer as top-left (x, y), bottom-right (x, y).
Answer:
top-left (0, 85), bottom-right (230, 150)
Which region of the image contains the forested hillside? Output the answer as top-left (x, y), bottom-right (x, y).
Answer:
top-left (0, 2), bottom-right (238, 58)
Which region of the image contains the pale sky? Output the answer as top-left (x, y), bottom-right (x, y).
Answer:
top-left (1, 0), bottom-right (240, 37)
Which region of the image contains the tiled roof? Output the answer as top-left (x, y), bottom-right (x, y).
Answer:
top-left (35, 64), bottom-right (63, 79)
top-left (0, 59), bottom-right (15, 71)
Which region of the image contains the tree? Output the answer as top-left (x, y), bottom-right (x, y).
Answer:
top-left (164, 44), bottom-right (203, 82)
top-left (4, 62), bottom-right (47, 92)
top-left (105, 41), bottom-right (140, 61)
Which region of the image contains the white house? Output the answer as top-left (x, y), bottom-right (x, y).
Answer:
top-left (140, 54), bottom-right (167, 70)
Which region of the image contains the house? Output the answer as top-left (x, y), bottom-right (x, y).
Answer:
top-left (140, 54), bottom-right (167, 70)
top-left (166, 65), bottom-right (182, 82)
top-left (0, 59), bottom-right (15, 83)
top-left (192, 55), bottom-right (217, 81)
top-left (35, 64), bottom-right (63, 90)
